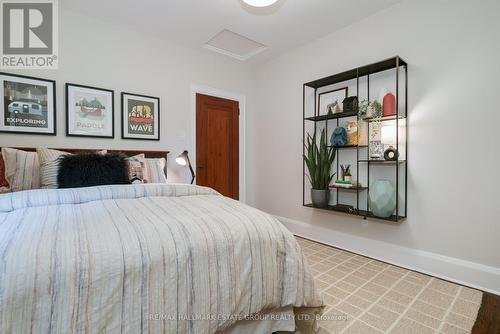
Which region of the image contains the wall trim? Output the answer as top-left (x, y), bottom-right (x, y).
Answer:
top-left (189, 84), bottom-right (246, 203)
top-left (277, 215), bottom-right (500, 295)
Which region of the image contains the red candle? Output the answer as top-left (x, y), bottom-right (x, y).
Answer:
top-left (383, 92), bottom-right (396, 117)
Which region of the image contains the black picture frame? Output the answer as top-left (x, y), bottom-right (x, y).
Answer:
top-left (121, 92), bottom-right (160, 141)
top-left (317, 87), bottom-right (348, 116)
top-left (66, 83), bottom-right (115, 138)
top-left (0, 72), bottom-right (56, 136)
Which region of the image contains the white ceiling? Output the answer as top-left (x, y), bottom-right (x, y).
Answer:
top-left (61, 0), bottom-right (402, 63)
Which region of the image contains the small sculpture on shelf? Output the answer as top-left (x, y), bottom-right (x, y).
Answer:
top-left (342, 96), bottom-right (358, 114)
top-left (326, 100), bottom-right (342, 116)
top-left (380, 88), bottom-right (396, 117)
top-left (330, 126), bottom-right (348, 146)
top-left (346, 121), bottom-right (365, 145)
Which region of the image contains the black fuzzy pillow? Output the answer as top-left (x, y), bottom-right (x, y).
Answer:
top-left (57, 153), bottom-right (131, 189)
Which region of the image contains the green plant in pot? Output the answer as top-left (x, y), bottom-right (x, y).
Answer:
top-left (304, 128), bottom-right (336, 208)
top-left (359, 99), bottom-right (383, 145)
top-left (359, 99), bottom-right (382, 120)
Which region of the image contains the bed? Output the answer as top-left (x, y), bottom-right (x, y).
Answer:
top-left (0, 148), bottom-right (323, 334)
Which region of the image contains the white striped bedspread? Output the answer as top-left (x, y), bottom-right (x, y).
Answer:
top-left (0, 183), bottom-right (322, 333)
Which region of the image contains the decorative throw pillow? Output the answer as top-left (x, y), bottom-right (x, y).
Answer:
top-left (127, 154), bottom-right (147, 183)
top-left (0, 153), bottom-right (9, 192)
top-left (142, 158), bottom-right (167, 183)
top-left (57, 153), bottom-right (131, 189)
top-left (37, 148), bottom-right (107, 189)
top-left (1, 148), bottom-right (40, 192)
top-left (37, 148), bottom-right (71, 189)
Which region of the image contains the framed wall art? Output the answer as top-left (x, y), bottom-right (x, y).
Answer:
top-left (121, 92), bottom-right (160, 141)
top-left (66, 83), bottom-right (114, 138)
top-left (318, 87), bottom-right (348, 116)
top-left (0, 72), bottom-right (56, 135)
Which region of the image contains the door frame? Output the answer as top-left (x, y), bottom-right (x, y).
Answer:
top-left (190, 84), bottom-right (246, 203)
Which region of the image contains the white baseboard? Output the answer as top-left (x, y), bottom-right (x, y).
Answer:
top-left (277, 215), bottom-right (500, 295)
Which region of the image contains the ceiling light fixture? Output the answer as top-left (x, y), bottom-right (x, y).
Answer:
top-left (242, 0), bottom-right (279, 7)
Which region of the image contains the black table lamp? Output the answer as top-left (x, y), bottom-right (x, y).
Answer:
top-left (176, 150), bottom-right (195, 184)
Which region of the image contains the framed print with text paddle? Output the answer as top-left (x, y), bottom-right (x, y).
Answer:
top-left (66, 83), bottom-right (114, 138)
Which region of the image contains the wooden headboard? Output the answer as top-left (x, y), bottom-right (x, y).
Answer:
top-left (6, 147), bottom-right (170, 159)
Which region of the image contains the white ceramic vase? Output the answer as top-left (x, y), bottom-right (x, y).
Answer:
top-left (369, 179), bottom-right (396, 218)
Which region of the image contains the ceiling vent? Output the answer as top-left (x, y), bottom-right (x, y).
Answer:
top-left (204, 29), bottom-right (267, 61)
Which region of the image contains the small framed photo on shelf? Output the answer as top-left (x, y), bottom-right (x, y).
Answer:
top-left (369, 122), bottom-right (384, 159)
top-left (318, 87), bottom-right (348, 116)
top-left (369, 141), bottom-right (384, 159)
top-left (0, 72), bottom-right (56, 135)
top-left (66, 83), bottom-right (115, 138)
top-left (121, 92), bottom-right (160, 141)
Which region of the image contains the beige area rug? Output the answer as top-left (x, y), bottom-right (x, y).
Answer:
top-left (295, 237), bottom-right (482, 334)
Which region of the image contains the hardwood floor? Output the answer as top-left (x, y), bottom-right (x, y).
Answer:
top-left (472, 292), bottom-right (500, 333)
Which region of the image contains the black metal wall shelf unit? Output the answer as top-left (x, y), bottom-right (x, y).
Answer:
top-left (302, 57), bottom-right (408, 223)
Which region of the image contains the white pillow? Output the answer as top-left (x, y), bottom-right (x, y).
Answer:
top-left (142, 158), bottom-right (167, 184)
top-left (37, 147), bottom-right (71, 189)
top-left (1, 148), bottom-right (40, 192)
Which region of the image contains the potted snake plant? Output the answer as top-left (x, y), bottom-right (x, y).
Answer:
top-left (304, 128), bottom-right (336, 207)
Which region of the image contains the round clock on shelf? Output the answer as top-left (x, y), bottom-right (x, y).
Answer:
top-left (384, 146), bottom-right (399, 161)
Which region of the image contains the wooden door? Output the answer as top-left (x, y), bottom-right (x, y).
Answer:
top-left (196, 94), bottom-right (239, 199)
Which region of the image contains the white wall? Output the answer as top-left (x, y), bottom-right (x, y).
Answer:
top-left (0, 7), bottom-right (253, 183)
top-left (248, 0), bottom-right (500, 290)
